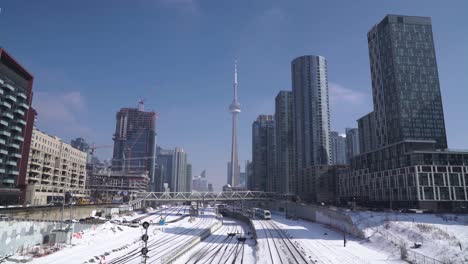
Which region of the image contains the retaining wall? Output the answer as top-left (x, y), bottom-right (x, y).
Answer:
top-left (0, 220), bottom-right (93, 258)
top-left (252, 201), bottom-right (364, 239)
top-left (0, 205), bottom-right (105, 221)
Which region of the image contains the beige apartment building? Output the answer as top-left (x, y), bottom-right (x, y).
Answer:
top-left (25, 128), bottom-right (88, 205)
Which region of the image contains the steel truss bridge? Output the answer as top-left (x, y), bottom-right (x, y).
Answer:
top-left (129, 191), bottom-right (279, 209)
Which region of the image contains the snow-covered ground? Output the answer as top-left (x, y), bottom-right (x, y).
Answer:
top-left (178, 217), bottom-right (256, 264)
top-left (254, 215), bottom-right (405, 264)
top-left (346, 211), bottom-right (468, 263)
top-left (4, 206), bottom-right (215, 264)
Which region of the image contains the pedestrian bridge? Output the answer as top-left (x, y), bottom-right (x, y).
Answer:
top-left (129, 191), bottom-right (277, 208)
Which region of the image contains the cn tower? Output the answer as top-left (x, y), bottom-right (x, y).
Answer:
top-left (229, 62), bottom-right (241, 187)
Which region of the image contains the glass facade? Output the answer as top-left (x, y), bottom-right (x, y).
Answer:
top-left (251, 115), bottom-right (275, 192)
top-left (291, 55), bottom-right (331, 168)
top-left (368, 15), bottom-right (447, 149)
top-left (275, 91), bottom-right (294, 194)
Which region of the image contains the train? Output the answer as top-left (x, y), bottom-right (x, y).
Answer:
top-left (251, 208), bottom-right (271, 220)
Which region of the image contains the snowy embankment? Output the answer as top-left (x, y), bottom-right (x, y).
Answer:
top-left (257, 215), bottom-right (404, 264)
top-left (5, 206), bottom-right (215, 264)
top-left (346, 211), bottom-right (468, 263)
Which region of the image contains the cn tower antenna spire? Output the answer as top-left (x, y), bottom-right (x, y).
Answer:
top-left (234, 60), bottom-right (238, 100)
top-left (229, 60), bottom-right (241, 187)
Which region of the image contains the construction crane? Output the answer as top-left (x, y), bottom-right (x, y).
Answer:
top-left (90, 144), bottom-right (113, 156)
top-left (89, 144), bottom-right (113, 167)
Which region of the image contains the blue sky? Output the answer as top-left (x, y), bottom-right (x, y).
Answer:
top-left (1, 0), bottom-right (467, 190)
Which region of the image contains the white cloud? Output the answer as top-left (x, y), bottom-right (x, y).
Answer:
top-left (329, 82), bottom-right (366, 105)
top-left (33, 91), bottom-right (91, 135)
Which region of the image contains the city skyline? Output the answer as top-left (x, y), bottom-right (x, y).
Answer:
top-left (1, 1), bottom-right (467, 190)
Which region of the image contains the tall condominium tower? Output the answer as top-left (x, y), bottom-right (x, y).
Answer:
top-left (228, 62), bottom-right (241, 187)
top-left (368, 15), bottom-right (447, 149)
top-left (345, 128), bottom-right (360, 162)
top-left (275, 91), bottom-right (294, 194)
top-left (112, 102), bottom-right (157, 190)
top-left (330, 131), bottom-right (346, 165)
top-left (155, 146), bottom-right (174, 192)
top-left (186, 163), bottom-right (192, 192)
top-left (0, 48), bottom-right (36, 205)
top-left (251, 115), bottom-right (275, 192)
top-left (291, 55), bottom-right (331, 169)
top-left (357, 112), bottom-right (376, 153)
top-left (172, 147), bottom-right (188, 192)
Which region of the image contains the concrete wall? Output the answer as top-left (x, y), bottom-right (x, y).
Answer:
top-left (251, 201), bottom-right (364, 239)
top-left (0, 220), bottom-right (93, 258)
top-left (0, 205), bottom-right (110, 221)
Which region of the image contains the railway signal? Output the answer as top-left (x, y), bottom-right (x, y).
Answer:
top-left (141, 221), bottom-right (150, 263)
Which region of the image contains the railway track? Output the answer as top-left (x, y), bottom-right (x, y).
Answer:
top-left (257, 220), bottom-right (309, 264)
top-left (107, 208), bottom-right (214, 264)
top-left (184, 218), bottom-right (247, 264)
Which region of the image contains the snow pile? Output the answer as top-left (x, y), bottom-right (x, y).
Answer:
top-left (347, 211), bottom-right (468, 263)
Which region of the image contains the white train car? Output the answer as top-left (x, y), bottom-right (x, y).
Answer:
top-left (254, 208), bottom-right (271, 220)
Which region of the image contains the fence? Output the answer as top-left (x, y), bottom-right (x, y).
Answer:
top-left (405, 249), bottom-right (444, 264)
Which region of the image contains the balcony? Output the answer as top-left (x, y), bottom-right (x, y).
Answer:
top-left (4, 83), bottom-right (15, 92)
top-left (0, 89), bottom-right (3, 95)
top-left (13, 135), bottom-right (23, 142)
top-left (2, 178), bottom-right (15, 184)
top-left (6, 160), bottom-right (17, 166)
top-left (0, 149), bottom-right (8, 155)
top-left (8, 143), bottom-right (20, 149)
top-left (7, 170), bottom-right (19, 176)
top-left (17, 92), bottom-right (27, 100)
top-left (14, 108), bottom-right (25, 116)
top-left (0, 139), bottom-right (5, 145)
top-left (16, 119), bottom-right (26, 126)
top-left (30, 168), bottom-right (42, 174)
top-left (11, 126), bottom-right (22, 133)
top-left (5, 95), bottom-right (17, 103)
top-left (2, 112), bottom-right (13, 119)
top-left (12, 153), bottom-right (21, 159)
top-left (0, 120), bottom-right (8, 127)
top-left (0, 78), bottom-right (3, 85)
top-left (0, 101), bottom-right (11, 109)
top-left (19, 103), bottom-right (29, 109)
top-left (0, 168), bottom-right (5, 174)
top-left (0, 130), bottom-right (11, 137)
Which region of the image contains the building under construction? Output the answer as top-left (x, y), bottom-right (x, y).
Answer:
top-left (112, 101), bottom-right (157, 191)
top-left (87, 168), bottom-right (149, 203)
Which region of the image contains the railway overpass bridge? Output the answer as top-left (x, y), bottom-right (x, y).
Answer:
top-left (129, 191), bottom-right (280, 209)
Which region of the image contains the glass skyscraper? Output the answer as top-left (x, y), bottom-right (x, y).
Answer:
top-left (291, 55), bottom-right (331, 169)
top-left (368, 15), bottom-right (447, 149)
top-left (275, 91), bottom-right (293, 194)
top-left (251, 115), bottom-right (275, 192)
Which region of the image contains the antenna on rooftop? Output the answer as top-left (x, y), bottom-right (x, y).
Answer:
top-left (138, 98), bottom-right (145, 111)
